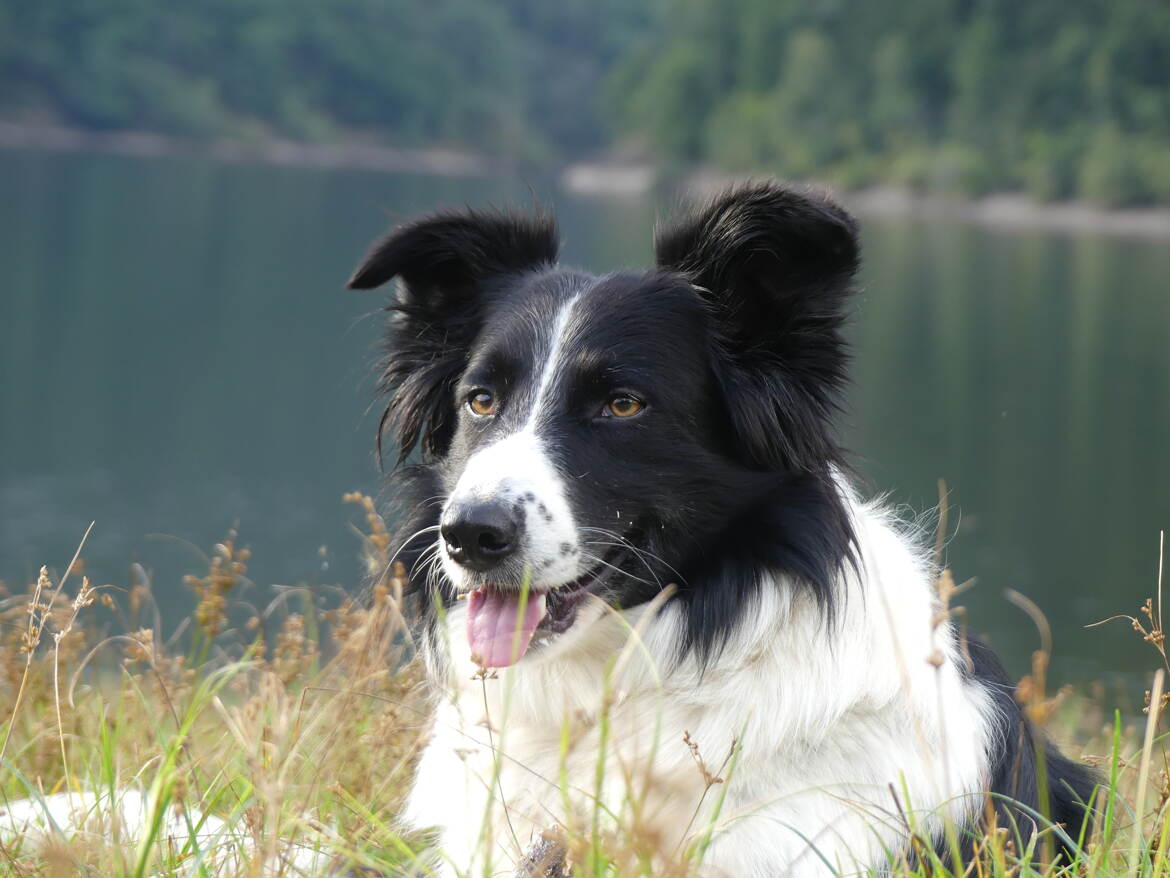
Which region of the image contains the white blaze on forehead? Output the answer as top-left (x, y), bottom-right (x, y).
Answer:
top-left (524, 293), bottom-right (580, 431)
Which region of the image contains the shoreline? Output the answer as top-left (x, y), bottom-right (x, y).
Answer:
top-left (573, 161), bottom-right (1170, 240)
top-left (0, 121), bottom-right (497, 178)
top-left (837, 185), bottom-right (1170, 240)
top-left (4, 121), bottom-right (1170, 238)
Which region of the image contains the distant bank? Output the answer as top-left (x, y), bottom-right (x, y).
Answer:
top-left (566, 161), bottom-right (1170, 240)
top-left (0, 121), bottom-right (496, 178)
top-left (4, 121), bottom-right (1169, 239)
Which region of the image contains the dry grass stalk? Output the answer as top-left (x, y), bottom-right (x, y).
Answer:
top-left (4, 506), bottom-right (1170, 876)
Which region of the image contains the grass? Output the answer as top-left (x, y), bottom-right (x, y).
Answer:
top-left (0, 496), bottom-right (1167, 877)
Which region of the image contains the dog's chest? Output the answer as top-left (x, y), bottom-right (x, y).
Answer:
top-left (405, 640), bottom-right (986, 878)
top-left (406, 679), bottom-right (728, 869)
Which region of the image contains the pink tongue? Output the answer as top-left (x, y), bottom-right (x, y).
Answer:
top-left (466, 587), bottom-right (547, 668)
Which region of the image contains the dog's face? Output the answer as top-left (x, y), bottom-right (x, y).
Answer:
top-left (426, 269), bottom-right (737, 667)
top-left (348, 184), bottom-right (861, 668)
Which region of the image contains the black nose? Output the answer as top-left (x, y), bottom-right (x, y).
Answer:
top-left (441, 502), bottom-right (521, 572)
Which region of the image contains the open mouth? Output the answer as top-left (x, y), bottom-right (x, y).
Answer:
top-left (464, 546), bottom-right (627, 668)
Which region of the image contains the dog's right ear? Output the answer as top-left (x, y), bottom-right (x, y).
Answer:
top-left (347, 209), bottom-right (559, 465)
top-left (347, 209), bottom-right (559, 295)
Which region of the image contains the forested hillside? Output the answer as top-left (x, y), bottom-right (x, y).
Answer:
top-left (608, 0), bottom-right (1170, 205)
top-left (0, 0), bottom-right (647, 161)
top-left (2, 0), bottom-right (1169, 204)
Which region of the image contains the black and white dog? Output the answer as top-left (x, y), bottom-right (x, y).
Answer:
top-left (347, 183), bottom-right (1094, 876)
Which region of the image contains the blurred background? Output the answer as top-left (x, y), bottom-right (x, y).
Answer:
top-left (1, 0), bottom-right (1168, 690)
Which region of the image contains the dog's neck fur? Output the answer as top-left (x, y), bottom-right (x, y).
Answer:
top-left (406, 482), bottom-right (997, 877)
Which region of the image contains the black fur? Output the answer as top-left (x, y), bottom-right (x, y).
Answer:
top-left (656, 184), bottom-right (859, 474)
top-left (347, 207), bottom-right (559, 465)
top-left (950, 635), bottom-right (1097, 861)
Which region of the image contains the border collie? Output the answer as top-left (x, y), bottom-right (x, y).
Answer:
top-left (347, 183), bottom-right (1095, 876)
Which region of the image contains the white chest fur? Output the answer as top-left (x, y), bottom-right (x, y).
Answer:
top-left (405, 498), bottom-right (997, 877)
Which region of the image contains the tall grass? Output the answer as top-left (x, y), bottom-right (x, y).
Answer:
top-left (0, 500), bottom-right (1166, 877)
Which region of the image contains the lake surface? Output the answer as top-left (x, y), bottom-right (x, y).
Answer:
top-left (2, 149), bottom-right (1168, 688)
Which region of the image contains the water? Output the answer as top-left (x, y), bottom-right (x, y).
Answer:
top-left (2, 149), bottom-right (1168, 688)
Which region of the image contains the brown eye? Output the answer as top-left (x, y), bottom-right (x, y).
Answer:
top-left (468, 390), bottom-right (497, 416)
top-left (604, 395), bottom-right (644, 419)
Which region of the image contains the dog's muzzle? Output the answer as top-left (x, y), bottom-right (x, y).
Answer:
top-left (441, 500), bottom-right (522, 573)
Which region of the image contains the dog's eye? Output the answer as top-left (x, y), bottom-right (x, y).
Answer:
top-left (603, 395), bottom-right (644, 419)
top-left (467, 390), bottom-right (497, 417)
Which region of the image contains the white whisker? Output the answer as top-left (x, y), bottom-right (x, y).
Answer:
top-left (577, 550), bottom-right (657, 588)
top-left (385, 524), bottom-right (441, 571)
top-left (583, 539), bottom-right (668, 587)
top-left (410, 542), bottom-right (443, 580)
top-left (365, 524), bottom-right (442, 593)
top-left (579, 526), bottom-right (684, 584)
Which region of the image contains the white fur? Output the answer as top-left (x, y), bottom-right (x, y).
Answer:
top-left (0, 789), bottom-right (332, 875)
top-left (407, 482), bottom-right (1000, 877)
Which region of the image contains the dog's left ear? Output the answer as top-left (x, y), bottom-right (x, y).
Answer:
top-left (656, 182), bottom-right (860, 472)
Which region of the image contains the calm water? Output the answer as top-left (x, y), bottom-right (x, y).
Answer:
top-left (2, 149), bottom-right (1168, 687)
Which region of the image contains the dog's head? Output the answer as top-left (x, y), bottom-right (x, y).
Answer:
top-left (349, 183), bottom-right (861, 668)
